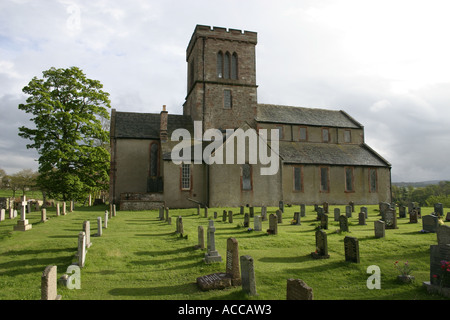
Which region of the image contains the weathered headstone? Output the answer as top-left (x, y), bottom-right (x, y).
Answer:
top-left (222, 210), bottom-right (227, 222)
top-left (104, 211), bottom-right (108, 229)
top-left (334, 208), bottom-right (340, 221)
top-left (261, 206), bottom-right (267, 221)
top-left (41, 266), bottom-right (62, 300)
top-left (360, 206), bottom-right (368, 219)
top-left (323, 202), bottom-right (329, 214)
top-left (345, 205), bottom-right (352, 218)
top-left (62, 202), bottom-right (67, 215)
top-left (113, 204), bottom-right (117, 217)
top-left (226, 238), bottom-right (241, 285)
top-left (446, 212), bottom-right (450, 222)
top-left (339, 215), bottom-right (349, 232)
top-left (434, 203), bottom-right (444, 217)
top-left (204, 220), bottom-right (222, 263)
top-left (267, 213), bottom-right (278, 235)
top-left (9, 208), bottom-right (14, 219)
top-left (240, 255), bottom-right (257, 296)
top-left (0, 208), bottom-right (5, 221)
top-left (358, 212), bottom-right (366, 225)
top-left (83, 221), bottom-right (92, 248)
top-left (41, 208), bottom-right (48, 223)
top-left (320, 213), bottom-right (328, 230)
top-left (349, 201), bottom-right (355, 212)
top-left (70, 200), bottom-right (74, 212)
top-left (374, 220), bottom-right (385, 238)
top-left (300, 204), bottom-right (306, 217)
top-left (344, 236), bottom-right (360, 263)
top-left (399, 205), bottom-right (406, 218)
top-left (423, 244), bottom-right (450, 295)
top-left (437, 225), bottom-right (450, 246)
top-left (286, 279), bottom-right (313, 300)
top-left (77, 231), bottom-right (86, 268)
top-left (158, 206), bottom-right (164, 220)
top-left (195, 226), bottom-right (205, 250)
top-left (197, 205), bottom-right (200, 215)
top-left (196, 273), bottom-right (232, 291)
top-left (228, 211), bottom-right (233, 223)
top-left (240, 206), bottom-right (244, 215)
top-left (249, 206), bottom-right (254, 218)
top-left (316, 206), bottom-right (324, 220)
top-left (176, 216), bottom-right (184, 235)
top-left (423, 214), bottom-right (439, 233)
top-left (95, 217), bottom-right (102, 237)
top-left (276, 209), bottom-right (282, 223)
top-left (204, 206), bottom-right (208, 218)
top-left (56, 203), bottom-right (60, 217)
top-left (14, 196), bottom-right (32, 231)
top-left (293, 212), bottom-right (301, 225)
top-left (214, 211), bottom-right (217, 219)
top-left (244, 213), bottom-right (250, 228)
top-left (410, 209), bottom-right (419, 223)
top-left (311, 229), bottom-right (330, 259)
top-left (384, 208), bottom-right (397, 229)
top-left (254, 215), bottom-right (262, 231)
top-left (279, 200), bottom-right (284, 213)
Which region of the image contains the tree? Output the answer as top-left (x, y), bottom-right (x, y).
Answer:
top-left (18, 66), bottom-right (111, 201)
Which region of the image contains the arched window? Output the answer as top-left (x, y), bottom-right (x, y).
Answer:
top-left (224, 52), bottom-right (231, 79)
top-left (231, 52), bottom-right (238, 80)
top-left (216, 51), bottom-right (223, 78)
top-left (150, 143), bottom-right (159, 177)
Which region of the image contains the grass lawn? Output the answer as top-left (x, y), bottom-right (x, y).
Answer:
top-left (0, 203), bottom-right (448, 301)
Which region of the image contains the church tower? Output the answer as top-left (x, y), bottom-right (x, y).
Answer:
top-left (183, 25), bottom-right (258, 132)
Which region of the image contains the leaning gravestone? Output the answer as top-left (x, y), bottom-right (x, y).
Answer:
top-left (267, 214), bottom-right (278, 235)
top-left (437, 225), bottom-right (450, 246)
top-left (339, 215), bottom-right (349, 232)
top-left (41, 266), bottom-right (62, 300)
top-left (240, 255), bottom-right (257, 296)
top-left (344, 236), bottom-right (360, 263)
top-left (423, 215), bottom-right (439, 233)
top-left (311, 229), bottom-right (330, 259)
top-left (286, 279), bottom-right (313, 300)
top-left (374, 220), bottom-right (385, 238)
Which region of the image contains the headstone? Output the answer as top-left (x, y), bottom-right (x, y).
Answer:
top-left (240, 206), bottom-right (244, 215)
top-left (286, 279), bottom-right (313, 300)
top-left (399, 205), bottom-right (406, 218)
top-left (176, 216), bottom-right (184, 235)
top-left (195, 226), bottom-right (205, 250)
top-left (226, 238), bottom-right (241, 285)
top-left (293, 212), bottom-right (301, 225)
top-left (446, 212), bottom-right (450, 222)
top-left (434, 203), bottom-right (444, 217)
top-left (165, 207), bottom-right (169, 221)
top-left (279, 200), bottom-right (284, 213)
top-left (358, 212), bottom-right (366, 225)
top-left (56, 203), bottom-right (60, 217)
top-left (254, 215), bottom-right (262, 231)
top-left (214, 211), bottom-right (217, 219)
top-left (228, 211), bottom-right (233, 223)
top-left (380, 202), bottom-right (390, 218)
top-left (70, 200), bottom-right (74, 212)
top-left (300, 204), bottom-right (306, 217)
top-left (77, 231), bottom-right (86, 268)
top-left (316, 207), bottom-right (324, 220)
top-left (204, 220), bottom-right (222, 263)
top-left (424, 244), bottom-right (450, 290)
top-left (384, 208), bottom-right (397, 229)
top-left (311, 229), bottom-right (330, 259)
top-left (244, 213), bottom-right (250, 228)
top-left (41, 208), bottom-right (48, 223)
top-left (62, 202), bottom-right (67, 215)
top-left (374, 220), bottom-right (385, 238)
top-left (14, 196), bottom-right (32, 231)
top-left (320, 214), bottom-right (328, 230)
top-left (159, 207), bottom-right (164, 220)
top-left (240, 255), bottom-right (257, 296)
top-left (104, 211), bottom-right (108, 229)
top-left (9, 208), bottom-right (14, 219)
top-left (334, 208), bottom-right (340, 222)
top-left (344, 236), bottom-right (360, 263)
top-left (437, 225), bottom-right (450, 246)
top-left (249, 206), bottom-right (254, 218)
top-left (423, 215), bottom-right (439, 233)
top-left (345, 205), bottom-right (352, 218)
top-left (83, 221), bottom-right (92, 248)
top-left (222, 210), bottom-right (227, 222)
top-left (410, 209), bottom-right (419, 223)
top-left (196, 273), bottom-right (232, 291)
top-left (88, 194), bottom-right (92, 206)
top-left (41, 266), bottom-right (62, 300)
top-left (276, 209), bottom-right (282, 223)
top-left (323, 202), bottom-right (329, 214)
top-left (96, 217), bottom-right (102, 237)
top-left (0, 208), bottom-right (5, 221)
top-left (261, 206), bottom-right (267, 221)
top-left (360, 206), bottom-right (368, 219)
top-left (349, 201), bottom-right (355, 212)
top-left (267, 213), bottom-right (278, 235)
top-left (339, 215), bottom-right (349, 232)
top-left (204, 206), bottom-right (208, 218)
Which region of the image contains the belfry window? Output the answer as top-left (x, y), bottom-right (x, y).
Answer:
top-left (217, 51), bottom-right (223, 78)
top-left (224, 52), bottom-right (230, 79)
top-left (217, 51), bottom-right (238, 80)
top-left (231, 53), bottom-right (238, 79)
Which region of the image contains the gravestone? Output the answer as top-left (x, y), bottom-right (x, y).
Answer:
top-left (228, 211), bottom-right (233, 223)
top-left (56, 203), bottom-right (60, 217)
top-left (276, 209), bottom-right (282, 223)
top-left (9, 208), bottom-right (14, 219)
top-left (358, 212), bottom-right (366, 225)
top-left (434, 203), bottom-right (444, 217)
top-left (196, 273), bottom-right (232, 291)
top-left (300, 204), bottom-right (306, 217)
top-left (214, 211), bottom-right (217, 219)
top-left (83, 221), bottom-right (92, 248)
top-left (41, 266), bottom-right (62, 300)
top-left (423, 215), bottom-right (439, 233)
top-left (399, 205), bottom-right (406, 218)
top-left (360, 206), bottom-right (368, 219)
top-left (104, 211), bottom-right (108, 229)
top-left (14, 196), bottom-right (32, 231)
top-left (204, 206), bottom-right (208, 218)
top-left (339, 215), bottom-right (349, 232)
top-left (344, 236), bottom-right (360, 263)
top-left (316, 207), bottom-right (324, 220)
top-left (279, 200), bottom-right (284, 213)
top-left (293, 212), bottom-right (301, 225)
top-left (204, 220), bottom-right (222, 263)
top-left (311, 229), bottom-right (330, 259)
top-left (176, 216), bottom-right (184, 235)
top-left (254, 215), bottom-right (262, 231)
top-left (240, 206), bottom-right (244, 215)
top-left (244, 213), bottom-right (250, 228)
top-left (437, 225), bottom-right (450, 246)
top-left (226, 238), bottom-right (241, 286)
top-left (374, 220), bottom-right (385, 238)
top-left (95, 217), bottom-right (102, 237)
top-left (334, 208), bottom-right (340, 221)
top-left (240, 255), bottom-right (257, 296)
top-left (62, 202), bottom-right (66, 215)
top-left (267, 213), bottom-right (278, 235)
top-left (197, 205), bottom-right (200, 215)
top-left (345, 205), bottom-right (352, 218)
top-left (165, 207), bottom-right (169, 221)
top-left (0, 208), bottom-right (4, 221)
top-left (323, 202), bottom-right (329, 213)
top-left (410, 209), bottom-right (419, 223)
top-left (158, 206), bottom-right (164, 220)
top-left (446, 212), bottom-right (450, 222)
top-left (320, 213), bottom-right (328, 230)
top-left (222, 210), bottom-right (227, 222)
top-left (384, 208), bottom-right (397, 229)
top-left (41, 208), bottom-right (48, 223)
top-left (249, 206), bottom-right (254, 218)
top-left (261, 206), bottom-right (267, 221)
top-left (349, 201), bottom-right (355, 212)
top-left (286, 279), bottom-right (313, 300)
top-left (77, 231), bottom-right (86, 268)
top-left (195, 226), bottom-right (205, 250)
top-left (423, 244), bottom-right (450, 296)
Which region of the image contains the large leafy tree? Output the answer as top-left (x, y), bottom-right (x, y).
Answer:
top-left (18, 66), bottom-right (111, 201)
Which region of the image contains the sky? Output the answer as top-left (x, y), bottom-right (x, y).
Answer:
top-left (1, 0), bottom-right (450, 182)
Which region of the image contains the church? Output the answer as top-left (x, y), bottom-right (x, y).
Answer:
top-left (109, 25), bottom-right (392, 210)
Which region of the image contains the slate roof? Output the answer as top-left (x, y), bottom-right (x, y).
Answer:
top-left (113, 111), bottom-right (193, 139)
top-left (277, 141), bottom-right (390, 167)
top-left (256, 104), bottom-right (362, 128)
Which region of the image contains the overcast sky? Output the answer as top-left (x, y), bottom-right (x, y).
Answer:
top-left (1, 0), bottom-right (450, 182)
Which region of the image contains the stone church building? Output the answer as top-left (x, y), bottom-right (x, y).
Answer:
top-left (109, 25), bottom-right (392, 210)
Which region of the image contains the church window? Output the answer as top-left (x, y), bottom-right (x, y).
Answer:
top-left (224, 90), bottom-right (232, 109)
top-left (322, 128), bottom-right (330, 143)
top-left (369, 168), bottom-right (377, 193)
top-left (320, 166), bottom-right (330, 192)
top-left (231, 53), bottom-right (238, 79)
top-left (345, 167), bottom-right (354, 192)
top-left (299, 126), bottom-right (307, 141)
top-left (224, 52), bottom-right (231, 79)
top-left (150, 143), bottom-right (159, 177)
top-left (344, 129), bottom-right (351, 143)
top-left (217, 51), bottom-right (223, 78)
top-left (181, 164), bottom-right (191, 190)
top-left (293, 166), bottom-right (303, 191)
top-left (242, 164), bottom-right (252, 191)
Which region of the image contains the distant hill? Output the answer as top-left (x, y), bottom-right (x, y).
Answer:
top-left (392, 180), bottom-right (450, 188)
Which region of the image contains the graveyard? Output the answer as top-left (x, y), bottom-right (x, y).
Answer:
top-left (0, 201), bottom-right (449, 300)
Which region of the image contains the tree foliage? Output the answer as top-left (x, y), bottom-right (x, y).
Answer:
top-left (18, 67), bottom-right (111, 201)
top-left (392, 181), bottom-right (450, 207)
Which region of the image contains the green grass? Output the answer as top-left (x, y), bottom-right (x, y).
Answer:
top-left (0, 204), bottom-right (448, 300)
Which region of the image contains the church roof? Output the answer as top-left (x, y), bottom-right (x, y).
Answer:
top-left (256, 104), bottom-right (362, 128)
top-left (112, 111), bottom-right (193, 139)
top-left (277, 141), bottom-right (390, 167)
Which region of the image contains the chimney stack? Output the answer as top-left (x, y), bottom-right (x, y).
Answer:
top-left (160, 105), bottom-right (168, 142)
